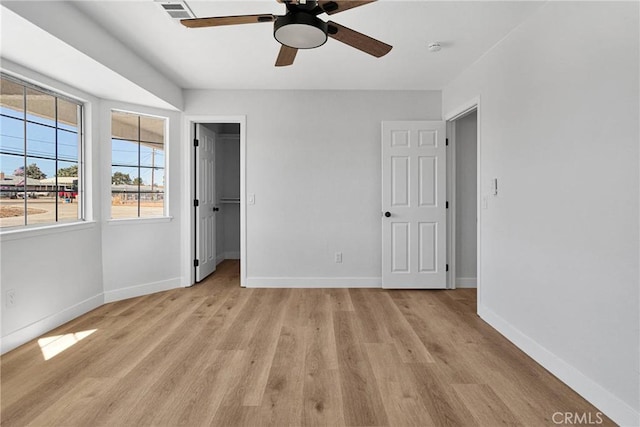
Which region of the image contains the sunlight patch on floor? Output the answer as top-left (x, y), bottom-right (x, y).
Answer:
top-left (38, 329), bottom-right (97, 360)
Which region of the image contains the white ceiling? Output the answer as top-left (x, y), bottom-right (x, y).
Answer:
top-left (70, 0), bottom-right (544, 91)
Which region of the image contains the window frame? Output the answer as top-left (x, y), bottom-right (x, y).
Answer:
top-left (109, 109), bottom-right (168, 220)
top-left (0, 73), bottom-right (85, 231)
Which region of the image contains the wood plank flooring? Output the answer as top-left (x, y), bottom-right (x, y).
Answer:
top-left (1, 261), bottom-right (612, 426)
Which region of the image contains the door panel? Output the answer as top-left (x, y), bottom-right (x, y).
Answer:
top-left (196, 124), bottom-right (217, 282)
top-left (382, 121), bottom-right (447, 289)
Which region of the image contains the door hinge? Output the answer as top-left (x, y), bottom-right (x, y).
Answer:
top-left (446, 138), bottom-right (449, 146)
top-left (193, 138), bottom-right (199, 147)
top-left (446, 263), bottom-right (449, 272)
top-left (194, 259), bottom-right (199, 267)
top-left (194, 199), bottom-right (199, 207)
top-left (446, 201), bottom-right (449, 209)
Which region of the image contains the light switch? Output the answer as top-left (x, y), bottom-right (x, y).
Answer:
top-left (248, 194), bottom-right (255, 205)
top-left (482, 196), bottom-right (489, 209)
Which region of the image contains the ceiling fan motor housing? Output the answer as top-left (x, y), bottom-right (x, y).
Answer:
top-left (274, 12), bottom-right (328, 49)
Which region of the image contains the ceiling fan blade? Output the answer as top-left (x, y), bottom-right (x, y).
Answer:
top-left (319, 1), bottom-right (376, 15)
top-left (327, 21), bottom-right (392, 57)
top-left (181, 14), bottom-right (275, 28)
top-left (275, 45), bottom-right (298, 67)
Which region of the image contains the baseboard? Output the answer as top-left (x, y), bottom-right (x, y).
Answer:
top-left (103, 277), bottom-right (183, 303)
top-left (215, 253), bottom-right (225, 265)
top-left (1, 293), bottom-right (104, 354)
top-left (245, 277), bottom-right (382, 288)
top-left (216, 252), bottom-right (240, 266)
top-left (456, 277), bottom-right (477, 288)
top-left (478, 304), bottom-right (640, 426)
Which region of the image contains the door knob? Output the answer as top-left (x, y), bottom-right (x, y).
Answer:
top-left (384, 211), bottom-right (391, 217)
top-left (213, 207), bottom-right (219, 212)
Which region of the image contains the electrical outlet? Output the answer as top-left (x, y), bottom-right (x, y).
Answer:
top-left (6, 289), bottom-right (16, 307)
top-left (335, 252), bottom-right (343, 263)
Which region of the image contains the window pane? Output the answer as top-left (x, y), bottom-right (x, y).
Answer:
top-left (141, 166), bottom-right (164, 189)
top-left (111, 166), bottom-right (138, 219)
top-left (140, 166), bottom-right (164, 218)
top-left (0, 78), bottom-right (24, 119)
top-left (112, 111), bottom-right (139, 141)
top-left (111, 111), bottom-right (166, 219)
top-left (26, 122), bottom-right (56, 159)
top-left (140, 142), bottom-right (163, 167)
top-left (0, 153), bottom-right (24, 183)
top-left (57, 161), bottom-right (79, 223)
top-left (58, 129), bottom-right (78, 162)
top-left (25, 157), bottom-right (54, 225)
top-left (0, 153), bottom-right (25, 228)
top-left (112, 138), bottom-right (138, 167)
top-left (140, 191), bottom-right (164, 217)
top-left (0, 115), bottom-right (24, 156)
top-left (1, 76), bottom-right (83, 228)
top-left (26, 88), bottom-right (55, 126)
top-left (57, 98), bottom-right (78, 132)
top-left (139, 115), bottom-right (164, 144)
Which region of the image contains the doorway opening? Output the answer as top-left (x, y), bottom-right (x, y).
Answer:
top-left (183, 116), bottom-right (246, 287)
top-left (446, 101), bottom-right (480, 302)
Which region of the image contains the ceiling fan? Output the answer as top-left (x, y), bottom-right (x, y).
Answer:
top-left (180, 0), bottom-right (392, 67)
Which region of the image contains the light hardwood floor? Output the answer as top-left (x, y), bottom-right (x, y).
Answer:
top-left (1, 261), bottom-right (612, 426)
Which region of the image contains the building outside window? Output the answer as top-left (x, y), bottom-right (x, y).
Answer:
top-left (0, 74), bottom-right (83, 229)
top-left (111, 110), bottom-right (165, 219)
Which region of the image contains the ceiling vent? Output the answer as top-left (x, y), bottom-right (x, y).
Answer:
top-left (155, 1), bottom-right (195, 20)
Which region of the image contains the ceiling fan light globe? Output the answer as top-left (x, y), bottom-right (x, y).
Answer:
top-left (274, 13), bottom-right (328, 49)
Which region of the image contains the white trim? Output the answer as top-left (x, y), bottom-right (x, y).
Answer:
top-left (446, 121), bottom-right (457, 289)
top-left (181, 115), bottom-right (247, 289)
top-left (223, 251), bottom-right (240, 260)
top-left (215, 251), bottom-right (241, 266)
top-left (445, 97), bottom-right (481, 122)
top-left (1, 293), bottom-right (104, 354)
top-left (106, 216), bottom-right (173, 226)
top-left (103, 277), bottom-right (182, 303)
top-left (456, 277), bottom-right (477, 288)
top-left (215, 253), bottom-right (226, 265)
top-left (445, 96), bottom-right (482, 307)
top-left (478, 304), bottom-right (640, 427)
top-left (245, 277), bottom-right (381, 288)
top-left (0, 221), bottom-right (97, 242)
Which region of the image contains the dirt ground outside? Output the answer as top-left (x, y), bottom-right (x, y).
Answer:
top-left (0, 198), bottom-right (164, 228)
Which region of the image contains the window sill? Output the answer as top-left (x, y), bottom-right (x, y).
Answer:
top-left (107, 216), bottom-right (173, 226)
top-left (0, 221), bottom-right (97, 242)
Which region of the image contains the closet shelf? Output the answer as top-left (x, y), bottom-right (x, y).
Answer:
top-left (220, 197), bottom-right (240, 204)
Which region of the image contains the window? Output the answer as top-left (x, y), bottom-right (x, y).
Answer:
top-left (111, 110), bottom-right (165, 219)
top-left (0, 74), bottom-right (83, 229)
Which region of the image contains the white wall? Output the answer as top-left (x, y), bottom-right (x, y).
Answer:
top-left (443, 2), bottom-right (639, 425)
top-left (221, 135), bottom-right (241, 258)
top-left (0, 62), bottom-right (186, 353)
top-left (203, 124), bottom-right (241, 262)
top-left (184, 90), bottom-right (441, 286)
top-left (0, 62), bottom-right (104, 353)
top-left (100, 101), bottom-right (184, 302)
top-left (455, 111), bottom-right (477, 286)
top-left (2, 1), bottom-right (183, 110)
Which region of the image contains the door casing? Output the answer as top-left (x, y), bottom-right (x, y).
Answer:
top-left (181, 115), bottom-right (247, 287)
top-left (444, 97), bottom-right (481, 305)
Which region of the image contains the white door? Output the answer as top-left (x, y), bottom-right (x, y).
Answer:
top-left (382, 121), bottom-right (447, 289)
top-left (196, 124), bottom-right (217, 282)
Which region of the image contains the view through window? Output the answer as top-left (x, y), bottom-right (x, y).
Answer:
top-left (0, 75), bottom-right (83, 229)
top-left (111, 111), bottom-right (165, 219)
